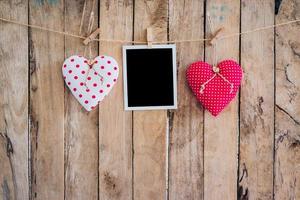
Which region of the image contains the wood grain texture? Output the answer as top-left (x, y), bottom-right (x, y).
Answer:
top-left (133, 1), bottom-right (168, 199)
top-left (239, 1), bottom-right (275, 199)
top-left (275, 0), bottom-right (300, 124)
top-left (275, 0), bottom-right (300, 199)
top-left (168, 0), bottom-right (204, 199)
top-left (0, 1), bottom-right (29, 199)
top-left (275, 107), bottom-right (300, 200)
top-left (0, 134), bottom-right (15, 200)
top-left (1, 1), bottom-right (300, 199)
top-left (98, 0), bottom-right (133, 199)
top-left (29, 0), bottom-right (64, 199)
top-left (64, 1), bottom-right (99, 199)
top-left (204, 1), bottom-right (240, 200)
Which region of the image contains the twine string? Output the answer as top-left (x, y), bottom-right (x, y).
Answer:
top-left (199, 14), bottom-right (234, 94)
top-left (199, 72), bottom-right (234, 94)
top-left (82, 0), bottom-right (94, 89)
top-left (84, 9), bottom-right (94, 59)
top-left (79, 0), bottom-right (87, 36)
top-left (200, 74), bottom-right (217, 94)
top-left (207, 14), bottom-right (218, 67)
top-left (0, 17), bottom-right (299, 44)
top-left (218, 73), bottom-right (234, 93)
top-left (1, 14), bottom-right (299, 95)
top-left (82, 0), bottom-right (96, 60)
top-left (79, 0), bottom-right (104, 89)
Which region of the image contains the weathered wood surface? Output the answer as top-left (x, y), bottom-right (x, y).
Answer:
top-left (64, 0), bottom-right (99, 199)
top-left (98, 0), bottom-right (133, 199)
top-left (168, 0), bottom-right (204, 199)
top-left (0, 0), bottom-right (299, 200)
top-left (0, 1), bottom-right (29, 200)
top-left (0, 135), bottom-right (15, 200)
top-left (29, 0), bottom-right (65, 199)
top-left (204, 1), bottom-right (240, 199)
top-left (133, 1), bottom-right (168, 200)
top-left (275, 0), bottom-right (300, 199)
top-left (239, 0), bottom-right (275, 199)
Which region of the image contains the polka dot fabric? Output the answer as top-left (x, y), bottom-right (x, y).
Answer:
top-left (62, 55), bottom-right (119, 111)
top-left (186, 60), bottom-right (243, 116)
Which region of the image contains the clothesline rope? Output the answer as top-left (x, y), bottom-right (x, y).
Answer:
top-left (0, 17), bottom-right (299, 44)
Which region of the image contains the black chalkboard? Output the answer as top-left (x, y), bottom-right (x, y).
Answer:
top-left (123, 45), bottom-right (177, 110)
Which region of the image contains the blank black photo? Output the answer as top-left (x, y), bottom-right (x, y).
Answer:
top-left (123, 45), bottom-right (177, 110)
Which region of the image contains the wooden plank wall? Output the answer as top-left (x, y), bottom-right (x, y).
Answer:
top-left (29, 1), bottom-right (65, 199)
top-left (204, 1), bottom-right (240, 199)
top-left (0, 0), bottom-right (299, 200)
top-left (275, 0), bottom-right (300, 199)
top-left (168, 0), bottom-right (204, 199)
top-left (133, 1), bottom-right (168, 199)
top-left (0, 1), bottom-right (29, 200)
top-left (239, 0), bottom-right (275, 199)
top-left (64, 1), bottom-right (99, 199)
top-left (99, 1), bottom-right (133, 199)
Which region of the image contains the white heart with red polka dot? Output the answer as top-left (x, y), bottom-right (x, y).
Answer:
top-left (62, 55), bottom-right (119, 111)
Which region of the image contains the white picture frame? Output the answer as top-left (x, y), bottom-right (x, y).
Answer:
top-left (122, 44), bottom-right (177, 111)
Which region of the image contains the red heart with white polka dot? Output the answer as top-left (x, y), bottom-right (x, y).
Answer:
top-left (186, 60), bottom-right (243, 116)
top-left (62, 55), bottom-right (119, 111)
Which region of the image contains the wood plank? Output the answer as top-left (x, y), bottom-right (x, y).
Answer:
top-left (203, 1), bottom-right (240, 199)
top-left (168, 0), bottom-right (204, 199)
top-left (133, 0), bottom-right (168, 199)
top-left (275, 107), bottom-right (300, 200)
top-left (0, 1), bottom-right (29, 199)
top-left (98, 0), bottom-right (133, 199)
top-left (64, 1), bottom-right (99, 199)
top-left (275, 0), bottom-right (300, 199)
top-left (0, 134), bottom-right (15, 200)
top-left (238, 1), bottom-right (275, 199)
top-left (29, 0), bottom-right (64, 199)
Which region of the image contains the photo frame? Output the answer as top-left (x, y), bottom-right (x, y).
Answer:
top-left (122, 44), bottom-right (177, 111)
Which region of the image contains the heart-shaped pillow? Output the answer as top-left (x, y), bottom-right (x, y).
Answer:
top-left (62, 55), bottom-right (119, 111)
top-left (186, 60), bottom-right (243, 116)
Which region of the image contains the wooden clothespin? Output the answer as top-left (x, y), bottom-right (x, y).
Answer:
top-left (209, 27), bottom-right (224, 46)
top-left (83, 28), bottom-right (101, 45)
top-left (147, 27), bottom-right (154, 48)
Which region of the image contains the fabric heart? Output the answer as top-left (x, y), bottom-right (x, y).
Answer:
top-left (62, 55), bottom-right (119, 111)
top-left (186, 60), bottom-right (243, 116)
